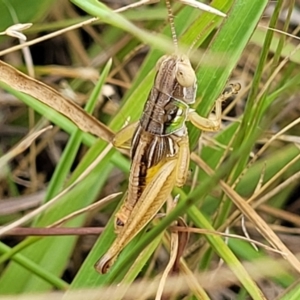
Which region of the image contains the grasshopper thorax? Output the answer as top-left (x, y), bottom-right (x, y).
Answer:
top-left (140, 54), bottom-right (197, 136)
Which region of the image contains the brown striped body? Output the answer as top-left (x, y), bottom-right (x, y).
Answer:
top-left (115, 126), bottom-right (178, 229)
top-left (115, 54), bottom-right (197, 231)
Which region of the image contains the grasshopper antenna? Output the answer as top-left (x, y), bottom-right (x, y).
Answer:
top-left (184, 1), bottom-right (226, 56)
top-left (187, 29), bottom-right (202, 57)
top-left (165, 0), bottom-right (178, 52)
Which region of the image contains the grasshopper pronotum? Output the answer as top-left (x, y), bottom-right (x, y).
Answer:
top-left (95, 0), bottom-right (240, 274)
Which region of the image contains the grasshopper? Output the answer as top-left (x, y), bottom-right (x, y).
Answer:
top-left (95, 0), bottom-right (240, 274)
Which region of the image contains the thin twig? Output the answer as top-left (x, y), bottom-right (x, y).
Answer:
top-left (0, 227), bottom-right (104, 236)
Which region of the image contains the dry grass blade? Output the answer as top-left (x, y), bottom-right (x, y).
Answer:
top-left (0, 17), bottom-right (97, 57)
top-left (35, 65), bottom-right (100, 81)
top-left (0, 125), bottom-right (52, 171)
top-left (0, 143), bottom-right (113, 237)
top-left (173, 226), bottom-right (284, 254)
top-left (259, 204), bottom-right (300, 228)
top-left (192, 153), bottom-right (300, 274)
top-left (49, 192), bottom-right (122, 228)
top-left (116, 0), bottom-right (226, 17)
top-left (156, 198), bottom-right (179, 300)
top-left (0, 60), bottom-right (114, 142)
top-left (179, 260), bottom-right (210, 299)
top-left (0, 253), bottom-right (295, 300)
top-left (155, 230), bottom-right (178, 300)
top-left (176, 0), bottom-right (226, 17)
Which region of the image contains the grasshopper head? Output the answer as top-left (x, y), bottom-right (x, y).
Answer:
top-left (175, 55), bottom-right (196, 87)
top-left (155, 54), bottom-right (197, 105)
top-left (156, 54), bottom-right (195, 87)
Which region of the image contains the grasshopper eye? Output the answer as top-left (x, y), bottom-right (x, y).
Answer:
top-left (176, 62), bottom-right (195, 87)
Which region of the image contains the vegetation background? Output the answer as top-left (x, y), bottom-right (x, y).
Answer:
top-left (0, 0), bottom-right (300, 299)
